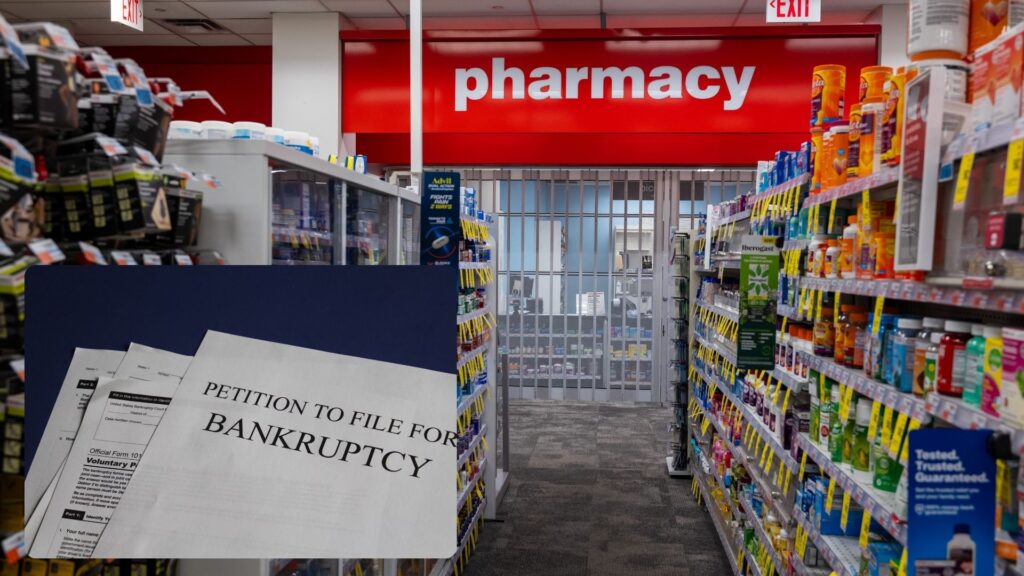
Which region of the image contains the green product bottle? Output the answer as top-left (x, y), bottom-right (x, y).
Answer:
top-left (828, 385), bottom-right (844, 463)
top-left (809, 381), bottom-right (821, 444)
top-left (842, 397), bottom-right (859, 471)
top-left (962, 324), bottom-right (986, 408)
top-left (852, 400), bottom-right (872, 483)
top-left (871, 424), bottom-right (902, 493)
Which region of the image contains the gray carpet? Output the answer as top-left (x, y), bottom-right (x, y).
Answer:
top-left (465, 401), bottom-right (731, 576)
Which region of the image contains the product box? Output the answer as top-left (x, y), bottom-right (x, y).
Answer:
top-left (1001, 327), bottom-right (1024, 427)
top-left (114, 95), bottom-right (173, 161)
top-left (989, 26), bottom-right (1024, 127)
top-left (112, 149), bottom-right (170, 234)
top-left (0, 194), bottom-right (44, 244)
top-left (865, 540), bottom-right (901, 576)
top-left (0, 24), bottom-right (79, 132)
top-left (154, 171), bottom-right (203, 247)
top-left (0, 474), bottom-right (22, 533)
top-left (971, 42), bottom-right (995, 132)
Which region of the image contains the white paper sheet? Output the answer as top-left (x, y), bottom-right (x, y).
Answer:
top-left (113, 343), bottom-right (192, 382)
top-left (29, 377), bottom-right (179, 558)
top-left (24, 348), bottom-right (125, 520)
top-left (95, 331), bottom-right (456, 558)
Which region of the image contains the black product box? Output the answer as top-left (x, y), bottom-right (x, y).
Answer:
top-left (56, 135), bottom-right (128, 237)
top-left (113, 162), bottom-right (169, 234)
top-left (0, 47), bottom-right (78, 132)
top-left (0, 173), bottom-right (29, 224)
top-left (0, 194), bottom-right (45, 244)
top-left (155, 174), bottom-right (203, 246)
top-left (46, 176), bottom-right (92, 240)
top-left (114, 95), bottom-right (173, 161)
top-left (87, 166), bottom-right (118, 236)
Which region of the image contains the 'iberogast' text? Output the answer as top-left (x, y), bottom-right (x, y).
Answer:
top-left (199, 382), bottom-right (458, 479)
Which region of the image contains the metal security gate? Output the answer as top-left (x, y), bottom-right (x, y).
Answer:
top-left (436, 168), bottom-right (754, 403)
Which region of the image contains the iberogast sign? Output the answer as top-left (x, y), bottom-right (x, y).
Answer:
top-left (341, 32), bottom-right (877, 164)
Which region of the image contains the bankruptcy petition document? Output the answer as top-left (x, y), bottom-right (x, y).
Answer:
top-left (94, 331), bottom-right (457, 558)
top-left (29, 377), bottom-right (179, 558)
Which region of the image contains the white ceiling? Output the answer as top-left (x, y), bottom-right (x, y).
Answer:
top-left (0, 0), bottom-right (907, 47)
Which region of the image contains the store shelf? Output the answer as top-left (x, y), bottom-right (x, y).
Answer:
top-left (802, 165), bottom-right (900, 208)
top-left (433, 500), bottom-right (487, 576)
top-left (751, 172), bottom-right (810, 204)
top-left (924, 392), bottom-right (1014, 434)
top-left (458, 261), bottom-right (491, 270)
top-left (799, 275), bottom-right (1024, 315)
top-left (796, 433), bottom-right (906, 545)
top-left (793, 507), bottom-right (861, 576)
top-left (715, 209), bottom-right (752, 227)
top-left (457, 307), bottom-right (490, 323)
top-left (457, 424), bottom-right (488, 469)
top-left (610, 356), bottom-right (653, 361)
top-left (457, 457), bottom-right (488, 511)
top-left (457, 384), bottom-right (487, 417)
top-left (951, 119), bottom-right (1020, 161)
top-left (777, 303), bottom-right (804, 321)
top-left (505, 333), bottom-right (606, 338)
top-left (782, 239), bottom-right (810, 252)
top-left (693, 331), bottom-right (738, 367)
top-left (772, 368), bottom-right (807, 393)
top-left (691, 456), bottom-right (743, 576)
top-left (271, 226), bottom-right (333, 244)
top-left (457, 342), bottom-right (490, 370)
top-left (507, 352), bottom-right (600, 359)
top-left (737, 495), bottom-right (790, 576)
top-left (696, 301), bottom-right (740, 323)
top-left (797, 351), bottom-right (931, 423)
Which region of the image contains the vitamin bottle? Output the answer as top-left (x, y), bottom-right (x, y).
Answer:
top-left (825, 239), bottom-right (841, 278)
top-left (962, 324), bottom-right (986, 408)
top-left (947, 524), bottom-right (976, 576)
top-left (937, 320), bottom-right (972, 397)
top-left (891, 318), bottom-right (923, 394)
top-left (852, 400), bottom-right (872, 483)
top-left (829, 385), bottom-right (844, 463)
top-left (809, 377), bottom-right (821, 444)
top-left (913, 318), bottom-right (944, 396)
top-left (818, 378), bottom-right (833, 448)
top-left (981, 326), bottom-right (1003, 418)
top-left (841, 216), bottom-right (859, 279)
top-left (844, 312), bottom-right (869, 369)
top-left (842, 396), bottom-right (858, 471)
top-left (814, 308), bottom-right (836, 357)
top-left (923, 332), bottom-right (944, 396)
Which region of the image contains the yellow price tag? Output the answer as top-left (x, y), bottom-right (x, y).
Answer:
top-left (840, 491), bottom-right (851, 530)
top-left (811, 202), bottom-right (820, 234)
top-left (900, 418), bottom-right (922, 463)
top-left (889, 412), bottom-right (909, 456)
top-left (897, 548), bottom-right (908, 576)
top-left (828, 197), bottom-right (838, 233)
top-left (799, 451), bottom-right (808, 481)
top-left (1006, 139), bottom-right (1024, 204)
top-left (954, 151), bottom-right (975, 209)
top-left (825, 477), bottom-right (836, 514)
top-left (834, 291), bottom-right (841, 324)
top-left (861, 190), bottom-right (872, 228)
top-left (872, 295), bottom-right (885, 335)
top-left (815, 290), bottom-right (824, 322)
top-left (781, 316), bottom-right (788, 335)
top-left (867, 400), bottom-right (881, 440)
top-left (781, 387), bottom-right (792, 414)
top-left (765, 452), bottom-right (775, 474)
top-left (859, 506), bottom-right (872, 549)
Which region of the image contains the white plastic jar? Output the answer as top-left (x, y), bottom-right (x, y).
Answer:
top-left (908, 58), bottom-right (969, 102)
top-left (908, 0), bottom-right (969, 59)
top-left (232, 121), bottom-right (266, 140)
top-left (168, 120), bottom-right (202, 140)
top-left (309, 136), bottom-right (320, 157)
top-left (284, 131), bottom-right (312, 154)
top-left (200, 120), bottom-right (233, 140)
top-left (265, 127), bottom-right (286, 145)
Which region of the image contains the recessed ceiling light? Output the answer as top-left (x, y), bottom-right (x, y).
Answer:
top-left (492, 5), bottom-right (504, 9)
top-left (153, 7), bottom-right (167, 12)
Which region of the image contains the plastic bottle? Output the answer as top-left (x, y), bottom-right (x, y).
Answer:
top-left (852, 400), bottom-right (873, 483)
top-left (913, 318), bottom-right (944, 396)
top-left (825, 240), bottom-right (841, 279)
top-left (981, 326), bottom-right (1003, 418)
top-left (814, 308), bottom-right (836, 357)
top-left (808, 234), bottom-right (828, 278)
top-left (947, 523), bottom-right (976, 574)
top-left (937, 320), bottom-right (972, 397)
top-left (844, 311), bottom-right (869, 369)
top-left (819, 379), bottom-right (833, 448)
top-left (841, 216), bottom-right (859, 279)
top-left (866, 313), bottom-right (896, 381)
top-left (842, 396), bottom-right (859, 471)
top-left (962, 324), bottom-right (986, 407)
top-left (907, 0), bottom-right (969, 60)
top-left (872, 418), bottom-right (902, 493)
top-left (829, 385), bottom-right (844, 463)
top-left (882, 312), bottom-right (901, 384)
top-left (923, 331), bottom-right (944, 395)
top-left (891, 318), bottom-right (923, 394)
top-left (809, 379), bottom-right (821, 444)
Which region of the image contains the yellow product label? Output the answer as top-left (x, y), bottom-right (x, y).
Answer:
top-left (954, 152), bottom-right (975, 208)
top-left (900, 419), bottom-right (921, 463)
top-left (867, 400), bottom-right (881, 440)
top-left (825, 477), bottom-right (836, 514)
top-left (872, 296), bottom-right (884, 334)
top-left (834, 292), bottom-right (841, 324)
top-left (815, 290), bottom-right (824, 322)
top-left (859, 508), bottom-right (872, 549)
top-left (799, 451), bottom-right (808, 481)
top-left (889, 412), bottom-right (909, 456)
top-left (828, 197), bottom-right (838, 233)
top-left (840, 492), bottom-right (851, 530)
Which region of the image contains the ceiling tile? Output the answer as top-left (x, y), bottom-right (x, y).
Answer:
top-left (319, 0), bottom-right (399, 17)
top-left (146, 1), bottom-right (206, 19)
top-left (244, 33), bottom-right (273, 44)
top-left (531, 0), bottom-right (599, 15)
top-left (421, 0), bottom-right (533, 17)
top-left (0, 1), bottom-right (107, 19)
top-left (537, 14), bottom-right (601, 28)
top-left (76, 34), bottom-right (195, 46)
top-left (603, 0), bottom-right (744, 15)
top-left (605, 13), bottom-right (740, 27)
top-left (182, 33), bottom-right (249, 45)
top-left (423, 15), bottom-right (536, 29)
top-left (216, 18), bottom-right (272, 33)
top-left (67, 18), bottom-right (175, 35)
top-left (183, 1), bottom-right (328, 18)
top-left (346, 16), bottom-right (405, 29)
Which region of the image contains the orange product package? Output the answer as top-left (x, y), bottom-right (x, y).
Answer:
top-left (811, 64), bottom-right (846, 126)
top-left (971, 42), bottom-right (996, 130)
top-left (859, 65), bottom-right (893, 102)
top-left (990, 26), bottom-right (1024, 126)
top-left (830, 122), bottom-right (851, 187)
top-left (858, 96), bottom-right (886, 178)
top-left (970, 0), bottom-right (1024, 54)
top-left (810, 126), bottom-right (825, 195)
top-left (847, 104), bottom-right (862, 178)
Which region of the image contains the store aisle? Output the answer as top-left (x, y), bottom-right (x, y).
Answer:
top-left (465, 401), bottom-right (730, 576)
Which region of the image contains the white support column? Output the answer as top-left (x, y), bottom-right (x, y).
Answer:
top-left (410, 0), bottom-right (423, 179)
top-left (868, 4), bottom-right (909, 69)
top-left (272, 12), bottom-right (343, 159)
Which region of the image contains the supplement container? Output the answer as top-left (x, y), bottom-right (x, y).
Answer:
top-left (924, 331), bottom-right (945, 395)
top-left (828, 384), bottom-right (844, 462)
top-left (818, 377), bottom-right (834, 448)
top-left (808, 234), bottom-right (828, 278)
top-left (168, 120), bottom-right (202, 140)
top-left (937, 320), bottom-right (972, 397)
top-left (970, 43), bottom-right (995, 133)
top-left (913, 318), bottom-right (945, 396)
top-left (809, 380), bottom-right (821, 444)
top-left (834, 304), bottom-right (857, 365)
top-left (284, 131), bottom-right (312, 154)
top-left (907, 0), bottom-right (969, 60)
top-left (858, 97), bottom-right (886, 177)
top-left (946, 524), bottom-right (976, 574)
top-left (962, 324), bottom-right (986, 407)
top-left (848, 104), bottom-right (862, 178)
top-left (810, 126), bottom-right (825, 194)
top-left (881, 69), bottom-right (907, 165)
top-left (825, 240), bottom-right (841, 278)
top-left (970, 0), bottom-right (1024, 53)
top-left (852, 400), bottom-right (873, 482)
top-left (908, 58), bottom-right (969, 102)
top-left (989, 31), bottom-right (1024, 126)
top-left (891, 318), bottom-right (923, 393)
top-left (841, 216), bottom-right (859, 279)
top-left (200, 120), bottom-right (233, 139)
top-left (844, 311), bottom-right (869, 369)
top-left (981, 326), bottom-right (1003, 417)
top-left (828, 123), bottom-right (851, 187)
top-left (811, 64), bottom-right (846, 126)
top-left (842, 396), bottom-right (859, 471)
top-left (265, 127), bottom-right (286, 145)
top-left (860, 65), bottom-right (893, 102)
top-left (231, 121), bottom-right (266, 140)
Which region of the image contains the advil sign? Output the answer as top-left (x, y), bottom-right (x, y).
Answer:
top-left (111, 0), bottom-right (144, 31)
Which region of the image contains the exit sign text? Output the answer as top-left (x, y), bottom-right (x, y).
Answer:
top-left (111, 0), bottom-right (144, 31)
top-left (766, 0), bottom-right (821, 23)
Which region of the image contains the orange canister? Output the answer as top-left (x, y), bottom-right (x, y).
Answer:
top-left (810, 126), bottom-right (825, 195)
top-left (829, 122), bottom-right (851, 187)
top-left (811, 64), bottom-right (846, 126)
top-left (970, 0), bottom-right (1024, 54)
top-left (859, 65), bottom-right (892, 102)
top-left (858, 96), bottom-right (885, 178)
top-left (820, 128), bottom-right (835, 191)
top-left (847, 104), bottom-right (862, 178)
top-left (882, 68), bottom-right (911, 166)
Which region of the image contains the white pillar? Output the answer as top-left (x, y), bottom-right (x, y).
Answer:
top-left (410, 0), bottom-right (423, 177)
top-left (868, 4), bottom-right (909, 69)
top-left (272, 12), bottom-right (343, 159)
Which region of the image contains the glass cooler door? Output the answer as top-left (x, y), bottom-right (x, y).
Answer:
top-left (345, 187), bottom-right (390, 265)
top-left (270, 161), bottom-right (335, 265)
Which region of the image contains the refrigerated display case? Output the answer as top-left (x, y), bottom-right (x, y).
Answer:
top-left (163, 140), bottom-right (418, 265)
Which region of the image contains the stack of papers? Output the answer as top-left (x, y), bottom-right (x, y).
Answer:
top-left (24, 331), bottom-right (456, 559)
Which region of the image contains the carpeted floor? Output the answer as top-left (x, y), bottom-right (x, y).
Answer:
top-left (464, 400), bottom-right (731, 576)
